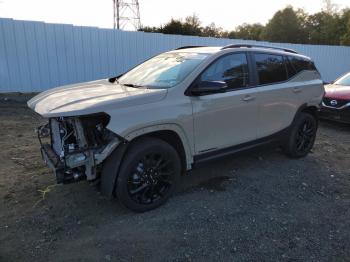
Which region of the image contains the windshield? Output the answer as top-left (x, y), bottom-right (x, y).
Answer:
top-left (334, 73), bottom-right (350, 86)
top-left (118, 52), bottom-right (209, 89)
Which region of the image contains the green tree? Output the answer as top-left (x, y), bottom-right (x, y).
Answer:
top-left (182, 14), bottom-right (202, 35)
top-left (139, 26), bottom-right (161, 33)
top-left (144, 15), bottom-right (203, 36)
top-left (226, 31), bottom-right (237, 39)
top-left (307, 12), bottom-right (343, 45)
top-left (235, 23), bottom-right (264, 40)
top-left (139, 5), bottom-right (350, 46)
top-left (201, 23), bottom-right (224, 37)
top-left (262, 7), bottom-right (308, 43)
top-left (340, 9), bottom-right (350, 45)
top-left (322, 0), bottom-right (338, 14)
top-left (161, 19), bottom-right (185, 35)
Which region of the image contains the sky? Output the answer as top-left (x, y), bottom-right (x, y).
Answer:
top-left (0, 0), bottom-right (349, 31)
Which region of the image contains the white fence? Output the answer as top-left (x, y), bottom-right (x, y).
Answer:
top-left (1, 18), bottom-right (350, 92)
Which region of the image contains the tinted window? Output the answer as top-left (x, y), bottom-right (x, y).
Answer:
top-left (288, 56), bottom-right (317, 73)
top-left (254, 54), bottom-right (287, 85)
top-left (200, 53), bottom-right (249, 90)
top-left (285, 56), bottom-right (297, 78)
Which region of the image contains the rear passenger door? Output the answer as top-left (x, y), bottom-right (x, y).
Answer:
top-left (253, 53), bottom-right (297, 138)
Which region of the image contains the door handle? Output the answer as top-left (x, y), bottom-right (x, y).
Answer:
top-left (242, 95), bottom-right (255, 102)
top-left (293, 87), bottom-right (302, 93)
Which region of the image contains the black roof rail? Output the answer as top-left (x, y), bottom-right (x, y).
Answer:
top-left (175, 45), bottom-right (205, 50)
top-left (221, 44), bottom-right (298, 54)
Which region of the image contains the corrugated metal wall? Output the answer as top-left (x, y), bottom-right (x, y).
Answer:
top-left (1, 18), bottom-right (350, 93)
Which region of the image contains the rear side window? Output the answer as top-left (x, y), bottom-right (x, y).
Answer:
top-left (254, 54), bottom-right (287, 85)
top-left (288, 56), bottom-right (317, 73)
top-left (285, 57), bottom-right (297, 78)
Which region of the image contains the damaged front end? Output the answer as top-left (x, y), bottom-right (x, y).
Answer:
top-left (38, 113), bottom-right (122, 184)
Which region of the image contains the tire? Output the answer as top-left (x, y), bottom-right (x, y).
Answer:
top-left (284, 112), bottom-right (318, 158)
top-left (115, 137), bottom-right (181, 212)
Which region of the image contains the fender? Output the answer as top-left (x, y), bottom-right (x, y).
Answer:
top-left (100, 124), bottom-right (194, 197)
top-left (293, 103), bottom-right (308, 122)
top-left (293, 103), bottom-right (319, 123)
top-left (100, 141), bottom-right (129, 197)
top-left (124, 123), bottom-right (194, 169)
top-left (282, 103), bottom-right (319, 142)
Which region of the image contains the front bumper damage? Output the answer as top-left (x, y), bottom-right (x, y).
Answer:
top-left (37, 116), bottom-right (121, 184)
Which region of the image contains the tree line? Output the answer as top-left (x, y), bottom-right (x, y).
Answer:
top-left (140, 2), bottom-right (350, 46)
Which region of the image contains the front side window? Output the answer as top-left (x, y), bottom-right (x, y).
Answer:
top-left (118, 52), bottom-right (209, 89)
top-left (200, 53), bottom-right (249, 90)
top-left (254, 53), bottom-right (287, 85)
top-left (334, 73), bottom-right (350, 86)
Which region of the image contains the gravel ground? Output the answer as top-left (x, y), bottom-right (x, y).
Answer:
top-left (0, 100), bottom-right (350, 262)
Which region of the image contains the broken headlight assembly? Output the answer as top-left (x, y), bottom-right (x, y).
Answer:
top-left (37, 113), bottom-right (121, 184)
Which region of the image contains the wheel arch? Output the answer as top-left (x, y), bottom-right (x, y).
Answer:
top-left (283, 104), bottom-right (319, 158)
top-left (100, 125), bottom-right (193, 197)
top-left (124, 124), bottom-right (193, 170)
top-left (301, 104), bottom-right (319, 119)
top-left (282, 103), bottom-right (320, 140)
top-left (294, 103), bottom-right (319, 123)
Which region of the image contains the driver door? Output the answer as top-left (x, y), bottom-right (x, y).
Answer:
top-left (190, 52), bottom-right (259, 154)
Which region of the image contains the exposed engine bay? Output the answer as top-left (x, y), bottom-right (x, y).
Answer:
top-left (37, 113), bottom-right (121, 184)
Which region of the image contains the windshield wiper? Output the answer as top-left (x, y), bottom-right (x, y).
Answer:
top-left (121, 83), bottom-right (144, 88)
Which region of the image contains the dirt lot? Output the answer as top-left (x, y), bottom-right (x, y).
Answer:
top-left (0, 99), bottom-right (350, 262)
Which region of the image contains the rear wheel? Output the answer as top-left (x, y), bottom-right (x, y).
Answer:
top-left (284, 112), bottom-right (318, 158)
top-left (115, 137), bottom-right (181, 212)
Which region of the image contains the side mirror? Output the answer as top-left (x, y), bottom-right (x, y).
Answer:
top-left (191, 81), bottom-right (228, 96)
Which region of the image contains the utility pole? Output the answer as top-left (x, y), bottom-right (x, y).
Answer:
top-left (113, 0), bottom-right (141, 30)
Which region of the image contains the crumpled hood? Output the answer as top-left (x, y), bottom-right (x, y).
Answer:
top-left (324, 84), bottom-right (350, 100)
top-left (28, 79), bottom-right (167, 117)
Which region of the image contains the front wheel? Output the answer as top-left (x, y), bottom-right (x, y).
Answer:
top-left (284, 112), bottom-right (318, 158)
top-left (115, 137), bottom-right (181, 212)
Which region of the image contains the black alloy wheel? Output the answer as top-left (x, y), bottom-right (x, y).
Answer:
top-left (295, 119), bottom-right (316, 153)
top-left (116, 137), bottom-right (181, 212)
top-left (127, 152), bottom-right (175, 205)
top-left (284, 112), bottom-right (318, 158)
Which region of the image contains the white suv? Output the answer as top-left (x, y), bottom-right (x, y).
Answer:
top-left (28, 44), bottom-right (324, 211)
